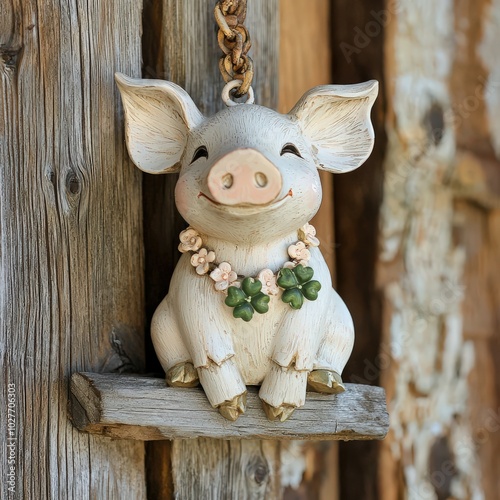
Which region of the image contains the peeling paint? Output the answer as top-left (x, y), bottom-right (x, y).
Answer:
top-left (379, 1), bottom-right (483, 498)
top-left (478, 0), bottom-right (500, 158)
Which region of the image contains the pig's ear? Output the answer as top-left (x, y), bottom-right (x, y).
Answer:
top-left (289, 80), bottom-right (378, 174)
top-left (115, 73), bottom-right (204, 174)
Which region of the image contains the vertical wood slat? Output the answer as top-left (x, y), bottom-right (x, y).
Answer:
top-left (450, 2), bottom-right (500, 497)
top-left (377, 0), bottom-right (484, 498)
top-left (0, 1), bottom-right (146, 499)
top-left (141, 1), bottom-right (280, 498)
top-left (330, 2), bottom-right (387, 500)
top-left (278, 1), bottom-right (339, 498)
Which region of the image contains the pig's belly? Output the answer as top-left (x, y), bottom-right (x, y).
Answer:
top-left (231, 302), bottom-right (287, 385)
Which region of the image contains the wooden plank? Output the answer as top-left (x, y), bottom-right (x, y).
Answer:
top-left (278, 0), bottom-right (335, 278)
top-left (278, 2), bottom-right (339, 498)
top-left (375, 1), bottom-right (485, 499)
top-left (141, 1), bottom-right (282, 498)
top-left (0, 1), bottom-right (146, 499)
top-left (171, 440), bottom-right (282, 499)
top-left (450, 3), bottom-right (500, 497)
top-left (71, 373), bottom-right (389, 441)
top-left (330, 2), bottom-right (387, 499)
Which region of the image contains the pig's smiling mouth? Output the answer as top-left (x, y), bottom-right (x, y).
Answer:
top-left (198, 189), bottom-right (293, 213)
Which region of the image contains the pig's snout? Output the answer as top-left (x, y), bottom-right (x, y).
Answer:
top-left (206, 149), bottom-right (282, 206)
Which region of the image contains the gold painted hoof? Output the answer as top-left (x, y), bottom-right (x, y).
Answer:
top-left (307, 370), bottom-right (346, 394)
top-left (218, 392), bottom-right (247, 421)
top-left (262, 401), bottom-right (295, 422)
top-left (166, 362), bottom-right (199, 388)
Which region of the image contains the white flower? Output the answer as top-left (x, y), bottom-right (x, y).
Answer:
top-left (178, 227), bottom-right (202, 253)
top-left (190, 248), bottom-right (215, 275)
top-left (287, 241), bottom-right (311, 263)
top-left (210, 262), bottom-right (238, 291)
top-left (257, 269), bottom-right (279, 296)
top-left (298, 223), bottom-right (320, 247)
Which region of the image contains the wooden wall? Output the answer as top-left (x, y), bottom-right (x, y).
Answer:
top-left (451, 0), bottom-right (500, 497)
top-left (2, 0), bottom-right (499, 498)
top-left (331, 1), bottom-right (387, 499)
top-left (1, 1), bottom-right (146, 498)
top-left (331, 1), bottom-right (500, 499)
top-left (279, 2), bottom-right (339, 499)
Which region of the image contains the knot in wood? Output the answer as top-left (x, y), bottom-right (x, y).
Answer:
top-left (66, 171), bottom-right (81, 195)
top-left (424, 102), bottom-right (445, 146)
top-left (252, 464), bottom-right (269, 485)
top-left (0, 46), bottom-right (23, 73)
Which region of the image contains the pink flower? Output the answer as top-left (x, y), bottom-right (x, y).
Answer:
top-left (283, 260), bottom-right (309, 269)
top-left (288, 241), bottom-right (311, 263)
top-left (298, 223), bottom-right (320, 247)
top-left (210, 262), bottom-right (238, 291)
top-left (190, 248), bottom-right (215, 275)
top-left (257, 269), bottom-right (279, 296)
top-left (179, 228), bottom-right (202, 253)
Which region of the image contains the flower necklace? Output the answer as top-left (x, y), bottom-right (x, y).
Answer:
top-left (178, 223), bottom-right (322, 322)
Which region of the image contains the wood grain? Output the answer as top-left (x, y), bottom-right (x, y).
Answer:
top-left (71, 373), bottom-right (389, 441)
top-left (171, 439), bottom-right (281, 499)
top-left (0, 1), bottom-right (146, 498)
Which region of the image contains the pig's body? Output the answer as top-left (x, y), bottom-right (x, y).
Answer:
top-left (116, 73), bottom-right (378, 420)
top-left (151, 233), bottom-right (354, 411)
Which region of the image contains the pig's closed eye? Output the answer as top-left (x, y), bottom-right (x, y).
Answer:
top-left (280, 143), bottom-right (302, 158)
top-left (191, 145), bottom-right (209, 163)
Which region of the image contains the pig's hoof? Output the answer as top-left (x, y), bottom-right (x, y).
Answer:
top-left (166, 362), bottom-right (199, 388)
top-left (218, 392), bottom-right (247, 421)
top-left (262, 401), bottom-right (295, 422)
top-left (307, 370), bottom-right (346, 394)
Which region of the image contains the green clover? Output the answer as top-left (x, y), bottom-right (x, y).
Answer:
top-left (225, 277), bottom-right (270, 322)
top-left (277, 265), bottom-right (321, 310)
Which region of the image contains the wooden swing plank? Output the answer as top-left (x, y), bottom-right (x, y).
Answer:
top-left (70, 372), bottom-right (389, 441)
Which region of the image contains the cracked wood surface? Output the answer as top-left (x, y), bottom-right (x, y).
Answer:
top-left (0, 1), bottom-right (146, 498)
top-left (70, 373), bottom-right (389, 441)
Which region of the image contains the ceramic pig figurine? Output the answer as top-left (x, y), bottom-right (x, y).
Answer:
top-left (116, 74), bottom-right (378, 422)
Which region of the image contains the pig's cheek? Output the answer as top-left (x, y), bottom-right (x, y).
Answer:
top-left (174, 177), bottom-right (193, 219)
top-left (301, 173), bottom-right (323, 214)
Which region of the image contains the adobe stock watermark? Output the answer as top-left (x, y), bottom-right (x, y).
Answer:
top-left (5, 383), bottom-right (17, 494)
top-left (383, 75), bottom-right (500, 195)
top-left (339, 2), bottom-right (402, 63)
top-left (348, 278), bottom-right (465, 385)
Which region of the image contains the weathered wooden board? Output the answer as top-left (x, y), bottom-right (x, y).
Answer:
top-left (71, 373), bottom-right (389, 441)
top-left (376, 1), bottom-right (485, 499)
top-left (0, 1), bottom-right (146, 498)
top-left (451, 1), bottom-right (500, 498)
top-left (330, 2), bottom-right (387, 499)
top-left (278, 2), bottom-right (339, 498)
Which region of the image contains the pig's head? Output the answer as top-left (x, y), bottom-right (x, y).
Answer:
top-left (116, 74), bottom-right (378, 244)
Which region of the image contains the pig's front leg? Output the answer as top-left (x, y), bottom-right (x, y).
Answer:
top-left (173, 256), bottom-right (247, 421)
top-left (259, 296), bottom-right (325, 422)
top-left (151, 298), bottom-right (199, 388)
top-left (308, 289), bottom-right (354, 394)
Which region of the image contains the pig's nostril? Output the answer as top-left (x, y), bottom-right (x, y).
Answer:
top-left (255, 172), bottom-right (268, 188)
top-left (222, 173), bottom-right (234, 189)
